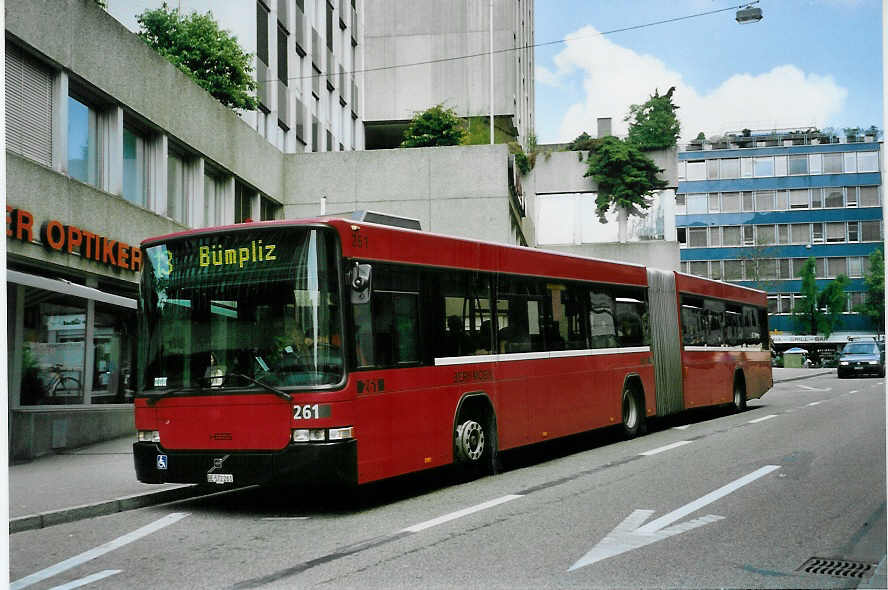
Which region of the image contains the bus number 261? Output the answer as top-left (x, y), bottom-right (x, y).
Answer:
top-left (294, 404), bottom-right (320, 420)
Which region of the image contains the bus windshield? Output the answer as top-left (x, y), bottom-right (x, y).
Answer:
top-left (139, 227), bottom-right (343, 392)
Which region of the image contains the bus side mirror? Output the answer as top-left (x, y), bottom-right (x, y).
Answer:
top-left (349, 263), bottom-right (372, 304)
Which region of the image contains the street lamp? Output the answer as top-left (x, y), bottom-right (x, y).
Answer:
top-left (736, 3), bottom-right (763, 24)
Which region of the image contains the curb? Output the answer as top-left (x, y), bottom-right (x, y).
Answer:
top-left (10, 485), bottom-right (209, 534)
top-left (773, 370), bottom-right (833, 384)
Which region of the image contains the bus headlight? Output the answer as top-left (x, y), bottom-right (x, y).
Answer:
top-left (840, 361), bottom-right (850, 366)
top-left (138, 430), bottom-right (160, 443)
top-left (292, 429), bottom-right (310, 442)
top-left (328, 427), bottom-right (353, 440)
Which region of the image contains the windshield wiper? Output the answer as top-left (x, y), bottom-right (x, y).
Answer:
top-left (141, 386), bottom-right (198, 406)
top-left (200, 372), bottom-right (293, 401)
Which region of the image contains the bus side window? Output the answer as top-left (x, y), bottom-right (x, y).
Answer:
top-left (429, 270), bottom-right (493, 358)
top-left (588, 288), bottom-right (617, 349)
top-left (352, 263), bottom-right (420, 369)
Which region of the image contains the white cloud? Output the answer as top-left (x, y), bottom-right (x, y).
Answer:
top-left (544, 27), bottom-right (848, 143)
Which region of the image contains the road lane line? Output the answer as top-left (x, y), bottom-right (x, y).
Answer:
top-left (47, 570), bottom-right (122, 590)
top-left (261, 517), bottom-right (310, 521)
top-left (807, 401), bottom-right (824, 407)
top-left (850, 390), bottom-right (858, 394)
top-left (400, 495), bottom-right (522, 533)
top-left (672, 426), bottom-right (690, 431)
top-left (748, 414), bottom-right (777, 424)
top-left (639, 441), bottom-right (693, 456)
top-left (11, 513), bottom-right (189, 590)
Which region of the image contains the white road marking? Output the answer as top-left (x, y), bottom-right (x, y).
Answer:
top-left (672, 426), bottom-right (691, 431)
top-left (797, 384), bottom-right (831, 392)
top-left (261, 517), bottom-right (310, 521)
top-left (401, 495), bottom-right (523, 533)
top-left (11, 513), bottom-right (189, 590)
top-left (47, 570), bottom-right (122, 590)
top-left (807, 401), bottom-right (824, 407)
top-left (748, 414), bottom-right (777, 424)
top-left (850, 390), bottom-right (858, 394)
top-left (639, 441), bottom-right (693, 456)
top-left (569, 465), bottom-right (780, 571)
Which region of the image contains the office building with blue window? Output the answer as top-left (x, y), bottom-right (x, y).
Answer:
top-left (675, 130), bottom-right (883, 355)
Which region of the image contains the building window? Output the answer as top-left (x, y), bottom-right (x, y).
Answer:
top-left (235, 183), bottom-right (254, 223)
top-left (203, 172), bottom-right (225, 227)
top-left (688, 227), bottom-right (708, 247)
top-left (674, 194), bottom-right (687, 215)
top-left (788, 155), bottom-right (808, 175)
top-left (755, 191), bottom-right (775, 211)
top-left (776, 190), bottom-right (788, 210)
top-left (809, 153), bottom-right (822, 174)
top-left (778, 224), bottom-right (789, 244)
top-left (759, 259), bottom-right (778, 280)
top-left (687, 194), bottom-right (707, 214)
top-left (722, 192), bottom-right (740, 213)
top-left (826, 257), bottom-right (847, 278)
top-left (858, 151), bottom-right (879, 173)
top-left (6, 42), bottom-right (54, 167)
top-left (757, 225), bottom-right (777, 245)
top-left (848, 291), bottom-right (866, 312)
top-left (791, 223), bottom-right (809, 244)
top-left (707, 194), bottom-right (720, 212)
top-left (724, 260), bottom-right (743, 281)
top-left (709, 227), bottom-right (721, 247)
top-left (723, 226), bottom-right (741, 246)
top-left (826, 222), bottom-right (846, 243)
top-left (167, 150), bottom-right (187, 224)
top-left (740, 157), bottom-right (753, 177)
top-left (848, 256), bottom-right (864, 277)
top-left (742, 192), bottom-right (755, 212)
top-left (706, 159), bottom-right (719, 180)
top-left (690, 261), bottom-right (708, 278)
top-left (822, 153), bottom-right (842, 174)
top-left (710, 261), bottom-right (722, 280)
top-left (68, 95), bottom-right (99, 187)
top-left (789, 189), bottom-right (809, 209)
top-left (778, 259), bottom-right (791, 279)
top-left (720, 158), bottom-right (739, 179)
top-left (824, 188), bottom-right (843, 208)
top-left (843, 152), bottom-right (857, 174)
top-left (260, 196), bottom-right (280, 220)
top-left (122, 125), bottom-right (149, 208)
top-left (774, 155), bottom-right (787, 177)
top-left (848, 221), bottom-right (859, 242)
top-left (859, 186), bottom-right (879, 207)
top-left (811, 188), bottom-right (823, 209)
top-left (257, 1), bottom-right (270, 66)
top-left (678, 161), bottom-right (686, 180)
top-left (753, 157), bottom-right (774, 177)
top-left (743, 225), bottom-right (754, 246)
top-left (686, 160), bottom-right (705, 181)
top-left (860, 220), bottom-right (882, 242)
top-left (812, 223), bottom-right (824, 243)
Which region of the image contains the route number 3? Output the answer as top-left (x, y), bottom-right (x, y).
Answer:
top-left (293, 404), bottom-right (320, 420)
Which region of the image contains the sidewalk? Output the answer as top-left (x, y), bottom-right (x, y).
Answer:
top-left (9, 435), bottom-right (205, 533)
top-left (5, 366), bottom-right (843, 534)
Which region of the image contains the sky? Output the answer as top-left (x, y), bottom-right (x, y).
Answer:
top-left (534, 0), bottom-right (883, 144)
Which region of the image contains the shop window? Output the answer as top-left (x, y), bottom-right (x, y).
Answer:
top-left (68, 95), bottom-right (99, 187)
top-left (260, 195), bottom-right (281, 220)
top-left (234, 183), bottom-right (254, 223)
top-left (91, 303), bottom-right (137, 403)
top-left (20, 290), bottom-right (86, 406)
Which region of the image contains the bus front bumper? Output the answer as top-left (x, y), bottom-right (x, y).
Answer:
top-left (133, 440), bottom-right (357, 487)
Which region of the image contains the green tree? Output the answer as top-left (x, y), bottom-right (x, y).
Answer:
top-left (854, 248), bottom-right (885, 333)
top-left (137, 3), bottom-right (258, 111)
top-left (624, 87), bottom-right (681, 151)
top-left (793, 257), bottom-right (850, 337)
top-left (400, 105), bottom-right (467, 148)
top-left (584, 136), bottom-right (668, 223)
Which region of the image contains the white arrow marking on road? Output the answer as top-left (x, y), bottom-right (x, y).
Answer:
top-left (797, 384), bottom-right (831, 392)
top-left (569, 465), bottom-right (780, 572)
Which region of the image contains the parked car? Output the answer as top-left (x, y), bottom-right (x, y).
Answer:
top-left (837, 341), bottom-right (885, 378)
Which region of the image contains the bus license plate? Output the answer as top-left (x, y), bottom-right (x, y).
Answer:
top-left (207, 473), bottom-right (233, 484)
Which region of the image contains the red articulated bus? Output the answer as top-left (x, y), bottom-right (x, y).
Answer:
top-left (133, 217), bottom-right (772, 487)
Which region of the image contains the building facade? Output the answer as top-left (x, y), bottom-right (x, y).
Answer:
top-left (362, 0), bottom-right (534, 149)
top-left (675, 130), bottom-right (884, 353)
top-left (6, 0), bottom-right (530, 460)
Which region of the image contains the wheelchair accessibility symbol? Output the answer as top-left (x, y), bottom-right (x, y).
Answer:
top-left (156, 454), bottom-right (168, 470)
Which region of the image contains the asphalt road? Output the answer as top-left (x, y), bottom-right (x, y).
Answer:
top-left (11, 373), bottom-right (886, 589)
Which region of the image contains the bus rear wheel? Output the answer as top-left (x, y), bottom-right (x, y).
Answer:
top-left (621, 386), bottom-right (646, 438)
top-left (732, 380), bottom-right (747, 412)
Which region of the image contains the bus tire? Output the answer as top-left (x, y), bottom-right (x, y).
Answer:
top-left (454, 408), bottom-right (498, 477)
top-left (732, 377), bottom-right (747, 412)
top-left (621, 385), bottom-right (645, 438)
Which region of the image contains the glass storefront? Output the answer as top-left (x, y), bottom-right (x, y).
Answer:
top-left (9, 274), bottom-right (137, 407)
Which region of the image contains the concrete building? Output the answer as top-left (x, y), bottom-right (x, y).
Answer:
top-left (6, 0), bottom-right (530, 460)
top-left (362, 0), bottom-right (534, 149)
top-left (675, 130), bottom-right (884, 357)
